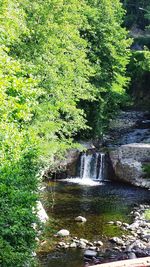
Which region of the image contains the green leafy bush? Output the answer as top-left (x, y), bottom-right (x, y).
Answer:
top-left (0, 0), bottom-right (131, 265)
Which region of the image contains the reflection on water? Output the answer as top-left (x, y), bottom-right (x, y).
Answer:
top-left (39, 180), bottom-right (150, 267)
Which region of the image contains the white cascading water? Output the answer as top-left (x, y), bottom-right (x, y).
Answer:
top-left (65, 152), bottom-right (105, 185)
top-left (80, 152), bottom-right (105, 181)
top-left (98, 153), bottom-right (105, 181)
top-left (81, 154), bottom-right (93, 179)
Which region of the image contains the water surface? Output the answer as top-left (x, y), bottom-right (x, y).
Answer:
top-left (39, 180), bottom-right (150, 267)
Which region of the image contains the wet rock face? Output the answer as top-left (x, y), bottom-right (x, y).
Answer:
top-left (43, 149), bottom-right (80, 180)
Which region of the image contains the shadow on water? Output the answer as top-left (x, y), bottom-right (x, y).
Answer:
top-left (39, 180), bottom-right (150, 267)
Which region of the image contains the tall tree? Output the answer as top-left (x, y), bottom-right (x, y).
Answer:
top-left (80, 0), bottom-right (131, 136)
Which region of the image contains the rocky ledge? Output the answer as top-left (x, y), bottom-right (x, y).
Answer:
top-left (109, 143), bottom-right (150, 188)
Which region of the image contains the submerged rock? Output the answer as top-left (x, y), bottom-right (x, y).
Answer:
top-left (56, 229), bottom-right (70, 237)
top-left (75, 216), bottom-right (87, 222)
top-left (84, 250), bottom-right (97, 258)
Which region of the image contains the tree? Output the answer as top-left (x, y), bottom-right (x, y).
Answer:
top-left (80, 0), bottom-right (131, 136)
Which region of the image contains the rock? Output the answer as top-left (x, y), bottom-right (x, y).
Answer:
top-left (94, 241), bottom-right (103, 247)
top-left (87, 242), bottom-right (94, 247)
top-left (132, 240), bottom-right (147, 250)
top-left (88, 246), bottom-right (97, 250)
top-left (75, 216), bottom-right (87, 222)
top-left (134, 211), bottom-right (140, 217)
top-left (64, 244), bottom-right (69, 248)
top-left (134, 248), bottom-right (150, 257)
top-left (115, 221), bottom-right (122, 226)
top-left (36, 201), bottom-right (49, 223)
top-left (141, 234), bottom-right (150, 242)
top-left (128, 222), bottom-right (140, 231)
top-left (122, 223), bottom-right (129, 228)
top-left (84, 250), bottom-right (97, 259)
top-left (78, 241), bottom-right (87, 249)
top-left (57, 242), bottom-right (66, 248)
top-left (127, 252), bottom-right (137, 259)
top-left (80, 238), bottom-right (89, 244)
top-left (114, 247), bottom-right (121, 251)
top-left (73, 239), bottom-right (80, 244)
top-left (69, 242), bottom-right (77, 248)
top-left (109, 143), bottom-right (150, 188)
top-left (56, 229), bottom-right (70, 237)
top-left (110, 237), bottom-right (124, 246)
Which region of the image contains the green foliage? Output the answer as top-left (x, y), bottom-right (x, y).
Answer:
top-left (127, 50), bottom-right (150, 108)
top-left (0, 1), bottom-right (40, 265)
top-left (80, 0), bottom-right (131, 137)
top-left (13, 0), bottom-right (96, 157)
top-left (122, 0), bottom-right (150, 29)
top-left (0, 0), bottom-right (131, 265)
top-left (0, 46), bottom-right (39, 266)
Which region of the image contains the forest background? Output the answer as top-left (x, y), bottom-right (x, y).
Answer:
top-left (0, 0), bottom-right (150, 266)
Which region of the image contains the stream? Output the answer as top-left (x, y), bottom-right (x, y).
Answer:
top-left (39, 112), bottom-right (150, 267)
top-left (38, 152), bottom-right (150, 267)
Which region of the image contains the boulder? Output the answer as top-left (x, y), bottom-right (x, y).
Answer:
top-left (56, 229), bottom-right (70, 237)
top-left (109, 143), bottom-right (150, 188)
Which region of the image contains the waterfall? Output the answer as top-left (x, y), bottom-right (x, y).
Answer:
top-left (80, 152), bottom-right (105, 181)
top-left (81, 154), bottom-right (93, 179)
top-left (98, 153), bottom-right (105, 181)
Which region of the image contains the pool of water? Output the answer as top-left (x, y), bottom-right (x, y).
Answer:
top-left (38, 180), bottom-right (150, 267)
